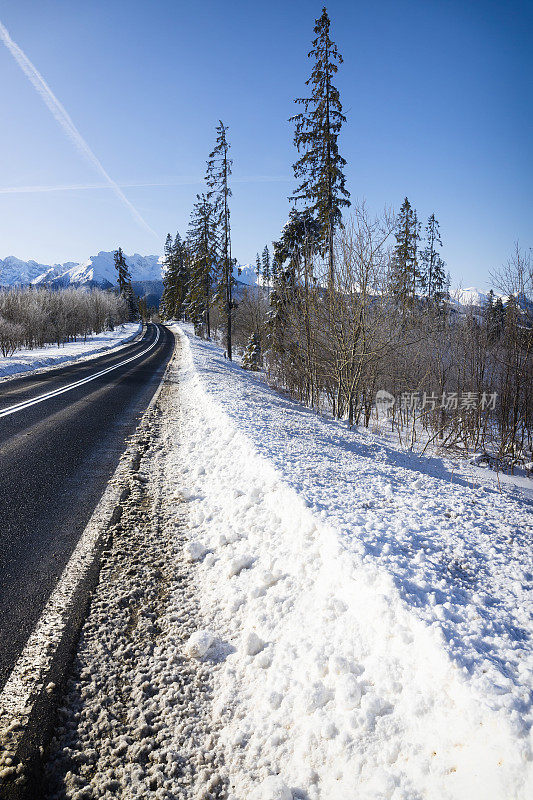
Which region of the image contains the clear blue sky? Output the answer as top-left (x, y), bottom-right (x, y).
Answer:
top-left (0, 0), bottom-right (531, 288)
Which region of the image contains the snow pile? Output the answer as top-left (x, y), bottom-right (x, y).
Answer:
top-left (0, 322), bottom-right (141, 379)
top-left (169, 324), bottom-right (532, 799)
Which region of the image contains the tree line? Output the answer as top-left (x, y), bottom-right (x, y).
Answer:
top-left (160, 121), bottom-right (235, 357)
top-left (161, 6), bottom-right (532, 466)
top-left (262, 8), bottom-right (532, 465)
top-left (0, 286), bottom-right (128, 357)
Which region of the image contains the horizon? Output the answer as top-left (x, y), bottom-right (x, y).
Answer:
top-left (0, 0), bottom-right (531, 290)
top-left (0, 248), bottom-right (517, 298)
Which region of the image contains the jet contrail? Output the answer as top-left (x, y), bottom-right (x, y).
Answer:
top-left (0, 175), bottom-right (292, 196)
top-left (0, 20), bottom-right (159, 240)
top-left (0, 180), bottom-right (205, 195)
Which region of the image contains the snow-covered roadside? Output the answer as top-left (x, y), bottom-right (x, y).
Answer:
top-left (169, 324), bottom-right (532, 799)
top-left (0, 322), bottom-right (141, 379)
top-left (45, 362), bottom-right (226, 800)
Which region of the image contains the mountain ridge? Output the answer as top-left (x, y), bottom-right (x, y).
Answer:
top-left (0, 251), bottom-right (259, 290)
top-left (0, 252), bottom-right (512, 311)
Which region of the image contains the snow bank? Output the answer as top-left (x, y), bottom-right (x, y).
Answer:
top-left (169, 324), bottom-right (532, 799)
top-left (0, 322), bottom-right (141, 379)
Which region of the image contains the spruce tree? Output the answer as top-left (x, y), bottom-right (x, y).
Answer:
top-left (206, 120), bottom-right (236, 359)
top-left (242, 332), bottom-right (262, 371)
top-left (161, 232), bottom-right (189, 320)
top-left (262, 245), bottom-right (271, 290)
top-left (493, 296), bottom-right (505, 338)
top-left (267, 248), bottom-right (297, 357)
top-left (485, 290), bottom-right (499, 341)
top-left (114, 247), bottom-right (136, 320)
top-left (275, 208), bottom-right (321, 276)
top-left (160, 234), bottom-right (176, 318)
top-left (255, 252), bottom-right (262, 285)
top-left (172, 232), bottom-right (189, 318)
top-left (114, 247), bottom-right (132, 296)
top-left (291, 6), bottom-right (350, 288)
top-left (420, 213), bottom-right (448, 304)
top-left (389, 198), bottom-right (421, 308)
top-left (138, 296), bottom-right (148, 322)
top-left (504, 293), bottom-right (520, 329)
top-left (187, 193), bottom-right (218, 338)
top-left (269, 209), bottom-right (320, 363)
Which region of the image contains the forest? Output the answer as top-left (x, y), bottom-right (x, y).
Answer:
top-left (0, 286), bottom-right (128, 357)
top-left (158, 7), bottom-right (532, 469)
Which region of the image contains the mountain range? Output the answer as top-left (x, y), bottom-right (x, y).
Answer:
top-left (0, 251), bottom-right (259, 291)
top-left (0, 252), bottom-right (515, 313)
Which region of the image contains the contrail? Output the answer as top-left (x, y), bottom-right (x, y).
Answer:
top-left (0, 20), bottom-right (159, 240)
top-left (0, 175), bottom-right (292, 196)
top-left (0, 180), bottom-right (205, 195)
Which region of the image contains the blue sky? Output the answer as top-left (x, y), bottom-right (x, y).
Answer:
top-left (0, 0), bottom-right (531, 288)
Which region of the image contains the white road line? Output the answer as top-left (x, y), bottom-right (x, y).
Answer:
top-left (0, 345), bottom-right (174, 757)
top-left (0, 326), bottom-right (160, 420)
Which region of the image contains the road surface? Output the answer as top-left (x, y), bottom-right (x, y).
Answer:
top-left (0, 322), bottom-right (174, 690)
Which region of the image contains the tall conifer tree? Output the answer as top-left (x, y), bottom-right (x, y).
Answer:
top-left (161, 232), bottom-right (189, 320)
top-left (114, 247), bottom-right (136, 320)
top-left (206, 121), bottom-right (236, 359)
top-left (389, 198), bottom-right (421, 308)
top-left (420, 213), bottom-right (448, 304)
top-left (114, 247), bottom-right (132, 295)
top-left (160, 234), bottom-right (175, 318)
top-left (187, 194), bottom-right (218, 338)
top-left (262, 245), bottom-right (271, 290)
top-left (291, 6), bottom-right (350, 288)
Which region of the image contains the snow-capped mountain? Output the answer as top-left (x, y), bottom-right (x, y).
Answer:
top-left (0, 256), bottom-right (74, 286)
top-left (234, 263), bottom-right (258, 286)
top-left (42, 251), bottom-right (164, 288)
top-left (449, 287), bottom-right (495, 308)
top-left (62, 251), bottom-right (164, 287)
top-left (4, 255), bottom-right (510, 312)
top-left (0, 251), bottom-right (259, 290)
top-left (0, 251), bottom-right (164, 288)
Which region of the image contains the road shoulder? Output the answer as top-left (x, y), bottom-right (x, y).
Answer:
top-left (0, 326), bottom-right (172, 799)
top-left (43, 338), bottom-right (226, 800)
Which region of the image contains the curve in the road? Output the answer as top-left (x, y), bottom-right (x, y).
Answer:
top-left (0, 322), bottom-right (174, 690)
top-left (0, 327), bottom-right (160, 419)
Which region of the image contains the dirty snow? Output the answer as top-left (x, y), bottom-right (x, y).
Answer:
top-left (167, 324), bottom-right (532, 799)
top-left (45, 369), bottom-right (227, 799)
top-left (0, 322), bottom-right (141, 379)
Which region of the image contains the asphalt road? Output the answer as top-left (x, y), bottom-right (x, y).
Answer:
top-left (0, 322), bottom-right (174, 690)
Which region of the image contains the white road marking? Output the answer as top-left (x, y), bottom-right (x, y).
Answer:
top-left (0, 331), bottom-right (175, 763)
top-left (0, 326), bottom-right (160, 419)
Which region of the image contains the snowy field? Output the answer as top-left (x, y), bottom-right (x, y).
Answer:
top-left (168, 324), bottom-right (532, 799)
top-left (0, 322), bottom-right (142, 379)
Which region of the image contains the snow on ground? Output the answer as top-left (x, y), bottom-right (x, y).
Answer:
top-left (44, 325), bottom-right (532, 799)
top-left (168, 324), bottom-right (532, 799)
top-left (0, 322), bottom-right (141, 379)
top-left (45, 377), bottom-right (227, 799)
